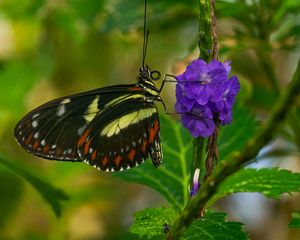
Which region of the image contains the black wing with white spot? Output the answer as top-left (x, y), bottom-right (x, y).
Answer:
top-left (14, 84), bottom-right (162, 171)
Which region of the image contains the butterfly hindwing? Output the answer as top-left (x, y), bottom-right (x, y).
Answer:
top-left (77, 99), bottom-right (162, 171)
top-left (14, 84), bottom-right (162, 171)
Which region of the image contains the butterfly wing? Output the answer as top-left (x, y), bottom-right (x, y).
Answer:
top-left (77, 97), bottom-right (162, 171)
top-left (14, 84), bottom-right (162, 171)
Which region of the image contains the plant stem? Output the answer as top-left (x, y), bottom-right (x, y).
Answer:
top-left (190, 0), bottom-right (213, 201)
top-left (198, 0), bottom-right (212, 62)
top-left (167, 60), bottom-right (300, 240)
top-left (191, 137), bottom-right (205, 182)
top-left (210, 0), bottom-right (218, 60)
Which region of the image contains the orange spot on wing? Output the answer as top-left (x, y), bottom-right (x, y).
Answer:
top-left (128, 149), bottom-right (136, 161)
top-left (84, 139), bottom-right (92, 155)
top-left (142, 139), bottom-right (148, 152)
top-left (77, 128), bottom-right (92, 148)
top-left (91, 151), bottom-right (97, 161)
top-left (43, 145), bottom-right (50, 153)
top-left (149, 120), bottom-right (159, 143)
top-left (32, 140), bottom-right (40, 150)
top-left (25, 132), bottom-right (33, 145)
top-left (101, 155), bottom-right (109, 166)
top-left (114, 155), bottom-right (122, 167)
top-left (149, 130), bottom-right (155, 143)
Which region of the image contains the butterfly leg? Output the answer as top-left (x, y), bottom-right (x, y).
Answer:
top-left (159, 74), bottom-right (177, 93)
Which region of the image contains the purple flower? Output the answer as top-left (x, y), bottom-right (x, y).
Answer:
top-left (175, 59), bottom-right (240, 137)
top-left (176, 102), bottom-right (215, 138)
top-left (223, 60), bottom-right (231, 77)
top-left (211, 75), bottom-right (240, 125)
top-left (177, 59), bottom-right (227, 105)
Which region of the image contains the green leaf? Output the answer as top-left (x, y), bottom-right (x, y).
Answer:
top-left (213, 168), bottom-right (300, 204)
top-left (113, 115), bottom-right (192, 211)
top-left (130, 206), bottom-right (177, 239)
top-left (250, 85), bottom-right (278, 109)
top-left (219, 106), bottom-right (257, 161)
top-left (0, 167), bottom-right (24, 227)
top-left (0, 155), bottom-right (68, 217)
top-left (289, 212), bottom-right (300, 229)
top-left (181, 212), bottom-right (248, 240)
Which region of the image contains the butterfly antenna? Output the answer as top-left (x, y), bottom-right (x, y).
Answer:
top-left (142, 0), bottom-right (149, 68)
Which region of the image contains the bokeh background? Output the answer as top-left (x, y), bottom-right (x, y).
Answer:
top-left (0, 0), bottom-right (299, 239)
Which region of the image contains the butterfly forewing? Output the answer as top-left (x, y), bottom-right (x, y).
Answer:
top-left (14, 84), bottom-right (162, 171)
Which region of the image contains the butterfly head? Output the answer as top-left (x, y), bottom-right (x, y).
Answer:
top-left (138, 65), bottom-right (162, 100)
top-left (139, 65), bottom-right (161, 82)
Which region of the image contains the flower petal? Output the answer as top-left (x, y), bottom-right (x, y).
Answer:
top-left (223, 60), bottom-right (231, 77)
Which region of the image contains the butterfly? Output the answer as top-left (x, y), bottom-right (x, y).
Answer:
top-left (13, 0), bottom-right (174, 172)
top-left (14, 66), bottom-right (164, 172)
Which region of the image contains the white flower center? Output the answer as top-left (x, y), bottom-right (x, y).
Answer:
top-left (200, 73), bottom-right (211, 84)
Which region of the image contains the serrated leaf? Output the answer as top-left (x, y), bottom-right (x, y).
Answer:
top-left (0, 155), bottom-right (68, 217)
top-left (181, 212), bottom-right (248, 240)
top-left (219, 106), bottom-right (257, 161)
top-left (130, 207), bottom-right (177, 239)
top-left (289, 212), bottom-right (300, 229)
top-left (113, 115), bottom-right (192, 211)
top-left (212, 168), bottom-right (300, 204)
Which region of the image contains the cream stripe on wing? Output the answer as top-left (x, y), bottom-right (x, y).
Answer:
top-left (100, 108), bottom-right (157, 137)
top-left (83, 94), bottom-right (146, 123)
top-left (104, 94), bottom-right (145, 108)
top-left (84, 95), bottom-right (100, 122)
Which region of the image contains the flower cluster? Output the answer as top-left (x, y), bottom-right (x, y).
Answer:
top-left (175, 59), bottom-right (240, 138)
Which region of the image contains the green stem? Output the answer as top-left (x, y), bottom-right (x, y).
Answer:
top-left (198, 0), bottom-right (212, 62)
top-left (189, 0), bottom-right (213, 204)
top-left (167, 60), bottom-right (300, 239)
top-left (191, 138), bottom-right (205, 185)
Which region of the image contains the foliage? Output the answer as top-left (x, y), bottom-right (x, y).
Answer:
top-left (181, 212), bottom-right (248, 240)
top-left (0, 0), bottom-right (299, 239)
top-left (0, 156), bottom-right (68, 217)
top-left (130, 209), bottom-right (248, 240)
top-left (113, 115), bottom-right (192, 211)
top-left (115, 106), bottom-right (256, 207)
top-left (130, 207), bottom-right (177, 239)
top-left (218, 106), bottom-right (257, 161)
top-left (211, 168), bottom-right (300, 204)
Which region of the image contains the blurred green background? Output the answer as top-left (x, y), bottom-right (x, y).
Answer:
top-left (0, 0), bottom-right (299, 239)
